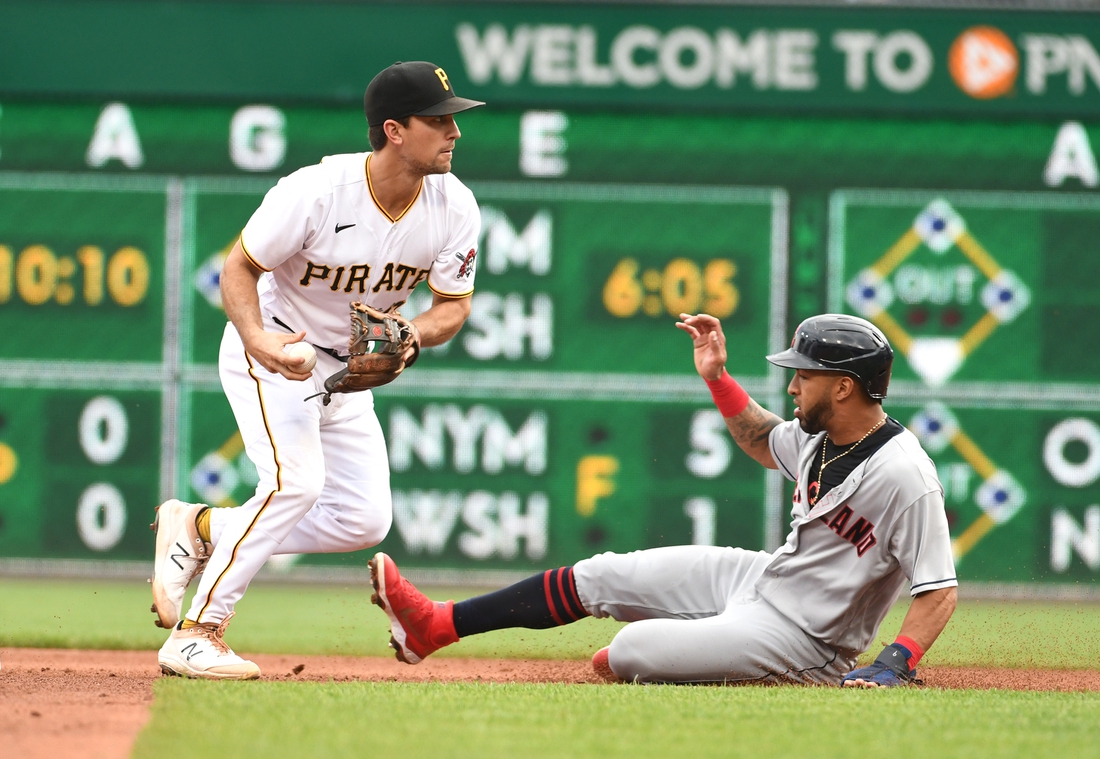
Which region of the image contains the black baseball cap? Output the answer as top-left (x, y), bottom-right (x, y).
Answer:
top-left (365, 61), bottom-right (485, 127)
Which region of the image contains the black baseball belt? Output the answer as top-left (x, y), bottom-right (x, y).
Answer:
top-left (271, 316), bottom-right (348, 364)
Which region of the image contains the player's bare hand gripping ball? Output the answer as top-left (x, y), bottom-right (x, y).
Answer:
top-left (676, 313), bottom-right (728, 381)
top-left (241, 328), bottom-right (314, 382)
top-left (283, 342), bottom-right (317, 374)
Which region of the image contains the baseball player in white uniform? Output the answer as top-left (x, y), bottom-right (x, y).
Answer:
top-left (150, 61), bottom-right (484, 679)
top-left (368, 313), bottom-right (957, 687)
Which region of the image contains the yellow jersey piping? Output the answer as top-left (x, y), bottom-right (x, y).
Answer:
top-left (239, 235), bottom-right (273, 272)
top-left (194, 349), bottom-right (282, 624)
top-left (366, 153), bottom-right (423, 224)
top-left (427, 280), bottom-right (475, 299)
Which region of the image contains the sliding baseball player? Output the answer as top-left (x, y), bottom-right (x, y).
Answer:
top-left (369, 313), bottom-right (957, 686)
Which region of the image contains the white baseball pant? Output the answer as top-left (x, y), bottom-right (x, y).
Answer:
top-left (574, 546), bottom-right (857, 684)
top-left (185, 323), bottom-right (393, 625)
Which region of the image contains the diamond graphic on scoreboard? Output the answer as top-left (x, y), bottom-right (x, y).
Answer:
top-left (980, 270), bottom-right (1031, 323)
top-left (909, 402), bottom-right (959, 454)
top-left (974, 469), bottom-right (1027, 524)
top-left (195, 252), bottom-right (227, 310)
top-left (845, 269), bottom-right (894, 318)
top-left (845, 198), bottom-right (1030, 387)
top-left (189, 433), bottom-right (251, 510)
top-left (907, 337), bottom-right (965, 388)
top-left (190, 451), bottom-right (240, 507)
top-left (911, 402), bottom-right (1027, 564)
top-left (914, 200), bottom-right (966, 254)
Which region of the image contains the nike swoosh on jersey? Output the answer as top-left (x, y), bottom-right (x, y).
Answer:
top-left (335, 223), bottom-right (356, 233)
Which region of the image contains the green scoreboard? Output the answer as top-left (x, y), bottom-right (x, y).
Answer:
top-left (1, 1), bottom-right (1099, 586)
top-left (0, 165), bottom-right (787, 572)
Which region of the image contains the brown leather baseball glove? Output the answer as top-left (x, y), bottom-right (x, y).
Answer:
top-left (316, 302), bottom-right (420, 404)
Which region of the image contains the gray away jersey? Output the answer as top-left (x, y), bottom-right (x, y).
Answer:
top-left (758, 421), bottom-right (957, 654)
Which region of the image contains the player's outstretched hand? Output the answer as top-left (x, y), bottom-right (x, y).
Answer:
top-left (841, 661), bottom-right (916, 688)
top-left (675, 313), bottom-right (728, 381)
top-left (242, 329), bottom-right (314, 381)
top-left (842, 642), bottom-right (919, 688)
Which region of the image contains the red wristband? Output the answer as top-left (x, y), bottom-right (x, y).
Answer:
top-left (894, 635), bottom-right (925, 669)
top-left (705, 369), bottom-right (751, 418)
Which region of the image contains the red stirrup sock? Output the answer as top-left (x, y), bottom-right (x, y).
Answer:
top-left (452, 567), bottom-right (588, 638)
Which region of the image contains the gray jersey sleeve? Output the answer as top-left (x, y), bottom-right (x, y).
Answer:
top-left (768, 420), bottom-right (809, 482)
top-left (889, 490), bottom-right (958, 596)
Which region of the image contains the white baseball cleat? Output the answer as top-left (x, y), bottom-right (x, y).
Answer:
top-left (158, 613), bottom-right (260, 680)
top-left (150, 499), bottom-right (211, 629)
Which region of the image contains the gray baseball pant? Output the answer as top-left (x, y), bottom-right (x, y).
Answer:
top-left (573, 546), bottom-right (856, 684)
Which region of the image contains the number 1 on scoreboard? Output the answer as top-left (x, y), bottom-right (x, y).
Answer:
top-left (76, 246), bottom-right (105, 305)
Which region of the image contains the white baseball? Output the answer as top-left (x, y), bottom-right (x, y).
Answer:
top-left (283, 342), bottom-right (317, 372)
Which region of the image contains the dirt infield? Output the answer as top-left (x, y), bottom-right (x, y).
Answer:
top-left (4, 649), bottom-right (1100, 759)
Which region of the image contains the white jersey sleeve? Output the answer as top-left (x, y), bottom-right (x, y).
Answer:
top-left (240, 167), bottom-right (330, 272)
top-left (426, 178), bottom-right (481, 297)
top-left (889, 490), bottom-right (958, 596)
top-left (769, 420), bottom-right (809, 482)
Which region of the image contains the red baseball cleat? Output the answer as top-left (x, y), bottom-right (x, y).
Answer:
top-left (369, 552), bottom-right (459, 664)
top-left (592, 646), bottom-right (623, 683)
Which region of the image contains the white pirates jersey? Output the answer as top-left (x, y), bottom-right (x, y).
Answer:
top-left (758, 421), bottom-right (957, 654)
top-left (240, 152), bottom-right (480, 351)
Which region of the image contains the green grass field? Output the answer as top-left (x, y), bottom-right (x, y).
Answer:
top-left (4, 577), bottom-right (1100, 758)
top-left (4, 577), bottom-right (1100, 667)
top-left (134, 681), bottom-right (1100, 759)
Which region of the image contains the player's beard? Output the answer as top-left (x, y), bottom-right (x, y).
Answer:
top-left (400, 151), bottom-right (450, 177)
top-left (797, 395), bottom-right (834, 435)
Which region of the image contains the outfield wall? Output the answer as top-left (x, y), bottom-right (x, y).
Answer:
top-left (0, 1), bottom-right (1098, 589)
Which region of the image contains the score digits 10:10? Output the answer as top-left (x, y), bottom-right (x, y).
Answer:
top-left (0, 244), bottom-right (150, 307)
top-left (602, 257), bottom-right (739, 319)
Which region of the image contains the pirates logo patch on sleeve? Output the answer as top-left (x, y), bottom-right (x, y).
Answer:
top-left (457, 248), bottom-right (477, 279)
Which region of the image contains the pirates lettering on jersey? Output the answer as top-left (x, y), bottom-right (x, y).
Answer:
top-left (300, 262), bottom-right (333, 287)
top-left (371, 263), bottom-right (430, 293)
top-left (344, 265), bottom-right (372, 293)
top-left (819, 504), bottom-right (878, 557)
top-left (300, 261), bottom-right (372, 293)
top-left (299, 260), bottom-right (430, 295)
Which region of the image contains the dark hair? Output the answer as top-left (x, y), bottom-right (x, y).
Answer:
top-left (368, 117), bottom-right (411, 152)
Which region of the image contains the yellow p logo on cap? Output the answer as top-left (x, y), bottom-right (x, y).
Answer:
top-left (434, 67), bottom-right (450, 91)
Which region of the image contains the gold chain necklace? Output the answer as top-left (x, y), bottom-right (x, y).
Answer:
top-left (808, 416), bottom-right (887, 506)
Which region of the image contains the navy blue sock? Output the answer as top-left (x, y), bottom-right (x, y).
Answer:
top-left (452, 567), bottom-right (589, 638)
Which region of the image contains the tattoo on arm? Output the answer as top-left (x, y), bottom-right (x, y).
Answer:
top-left (724, 400), bottom-right (782, 466)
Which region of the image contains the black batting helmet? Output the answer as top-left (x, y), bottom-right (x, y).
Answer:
top-left (766, 314), bottom-right (894, 400)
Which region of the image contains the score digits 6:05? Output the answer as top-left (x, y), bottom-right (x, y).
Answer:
top-left (603, 257), bottom-right (739, 319)
top-left (0, 244), bottom-right (150, 307)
